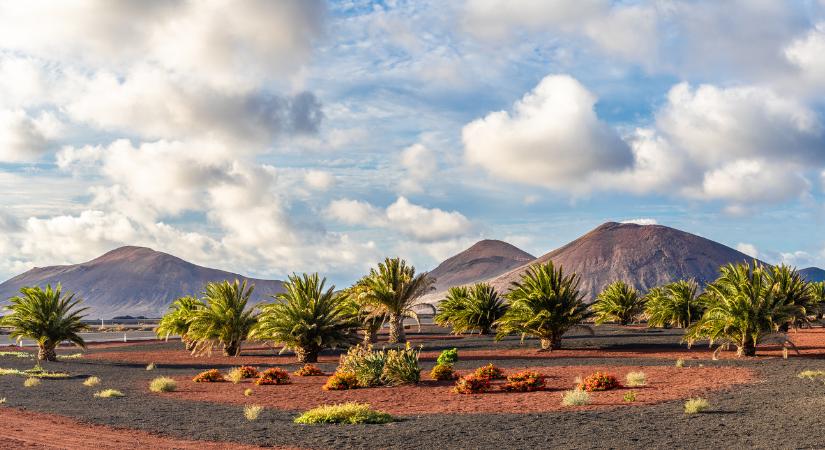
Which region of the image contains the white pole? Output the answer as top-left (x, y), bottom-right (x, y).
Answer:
top-left (123, 333), bottom-right (127, 343)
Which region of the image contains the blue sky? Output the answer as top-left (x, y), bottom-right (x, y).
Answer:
top-left (0, 0), bottom-right (824, 286)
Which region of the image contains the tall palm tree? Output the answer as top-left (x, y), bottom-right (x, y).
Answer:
top-left (1, 284), bottom-right (88, 361)
top-left (155, 296), bottom-right (205, 351)
top-left (495, 261), bottom-right (592, 351)
top-left (591, 281), bottom-right (645, 325)
top-left (435, 283), bottom-right (508, 335)
top-left (187, 279), bottom-right (258, 356)
top-left (685, 262), bottom-right (806, 357)
top-left (251, 273), bottom-right (359, 362)
top-left (355, 257), bottom-right (434, 344)
top-left (644, 279), bottom-right (704, 328)
top-left (345, 280), bottom-right (387, 345)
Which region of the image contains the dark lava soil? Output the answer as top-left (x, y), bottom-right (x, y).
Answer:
top-left (2, 326), bottom-right (825, 449)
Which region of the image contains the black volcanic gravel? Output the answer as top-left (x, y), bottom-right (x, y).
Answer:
top-left (2, 327), bottom-right (825, 449)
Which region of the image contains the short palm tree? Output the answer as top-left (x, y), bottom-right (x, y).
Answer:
top-left (495, 261), bottom-right (592, 351)
top-left (768, 264), bottom-right (814, 326)
top-left (1, 284), bottom-right (88, 361)
top-left (187, 279), bottom-right (258, 356)
top-left (435, 283), bottom-right (508, 335)
top-left (345, 281), bottom-right (387, 345)
top-left (810, 281), bottom-right (825, 319)
top-left (644, 279), bottom-right (704, 328)
top-left (685, 262), bottom-right (806, 357)
top-left (355, 257), bottom-right (434, 344)
top-left (251, 273), bottom-right (359, 362)
top-left (592, 281), bottom-right (645, 325)
top-left (155, 296), bottom-right (205, 351)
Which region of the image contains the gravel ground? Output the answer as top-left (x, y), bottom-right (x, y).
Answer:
top-left (2, 326), bottom-right (825, 449)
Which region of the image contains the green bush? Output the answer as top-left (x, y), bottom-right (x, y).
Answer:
top-left (430, 363), bottom-right (458, 381)
top-left (382, 344), bottom-right (421, 385)
top-left (294, 402), bottom-right (395, 424)
top-left (355, 351), bottom-right (388, 387)
top-left (149, 376), bottom-right (177, 393)
top-left (436, 348), bottom-right (458, 366)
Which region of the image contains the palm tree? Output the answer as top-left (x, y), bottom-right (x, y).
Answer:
top-left (355, 257), bottom-right (434, 344)
top-left (591, 281), bottom-right (645, 325)
top-left (644, 279), bottom-right (704, 328)
top-left (187, 279), bottom-right (258, 356)
top-left (495, 261), bottom-right (592, 351)
top-left (435, 283), bottom-right (508, 335)
top-left (155, 296), bottom-right (205, 351)
top-left (810, 281), bottom-right (825, 320)
top-left (345, 281), bottom-right (387, 345)
top-left (1, 284), bottom-right (88, 361)
top-left (251, 273), bottom-right (359, 362)
top-left (685, 262), bottom-right (807, 357)
top-left (768, 264), bottom-right (814, 327)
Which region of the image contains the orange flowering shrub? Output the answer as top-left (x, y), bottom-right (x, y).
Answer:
top-left (502, 370), bottom-right (545, 392)
top-left (236, 366), bottom-right (259, 378)
top-left (579, 371), bottom-right (620, 392)
top-left (192, 369), bottom-right (225, 383)
top-left (430, 363), bottom-right (458, 381)
top-left (474, 364), bottom-right (505, 380)
top-left (453, 374), bottom-right (491, 394)
top-left (322, 372), bottom-right (359, 390)
top-left (255, 368), bottom-right (291, 385)
top-left (294, 364), bottom-right (325, 377)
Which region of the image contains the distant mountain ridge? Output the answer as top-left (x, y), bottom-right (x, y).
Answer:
top-left (488, 222), bottom-right (761, 300)
top-left (0, 246), bottom-right (285, 319)
top-left (801, 267), bottom-right (825, 282)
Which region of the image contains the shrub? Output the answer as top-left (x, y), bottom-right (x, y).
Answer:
top-left (684, 397), bottom-right (710, 414)
top-left (244, 405), bottom-right (263, 421)
top-left (83, 376), bottom-right (101, 387)
top-left (579, 371), bottom-right (620, 392)
top-left (294, 402), bottom-right (395, 424)
top-left (474, 363), bottom-right (505, 380)
top-left (354, 350), bottom-right (388, 387)
top-left (24, 377), bottom-right (40, 387)
top-left (244, 388), bottom-right (253, 396)
top-left (623, 391), bottom-right (637, 402)
top-left (294, 364), bottom-right (325, 376)
top-left (430, 363), bottom-right (458, 381)
top-left (675, 358), bottom-right (685, 368)
top-left (436, 348), bottom-right (459, 366)
top-left (454, 374), bottom-right (491, 394)
top-left (94, 389), bottom-right (125, 398)
top-left (193, 369), bottom-right (225, 383)
top-left (382, 344), bottom-right (421, 385)
top-left (255, 368), bottom-right (291, 385)
top-left (798, 370), bottom-right (825, 380)
top-left (145, 362), bottom-right (156, 371)
top-left (323, 372), bottom-right (359, 391)
top-left (503, 370), bottom-right (545, 392)
top-left (149, 376), bottom-right (177, 393)
top-left (561, 389), bottom-right (590, 406)
top-left (625, 371), bottom-right (647, 387)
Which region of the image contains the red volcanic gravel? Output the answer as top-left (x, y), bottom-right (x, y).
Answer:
top-left (159, 365), bottom-right (755, 415)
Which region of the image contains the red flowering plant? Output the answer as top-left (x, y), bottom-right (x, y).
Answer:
top-left (192, 369), bottom-right (226, 383)
top-left (255, 368), bottom-right (291, 385)
top-left (474, 363), bottom-right (505, 380)
top-left (503, 370), bottom-right (546, 392)
top-left (453, 374), bottom-right (491, 394)
top-left (294, 364), bottom-right (325, 377)
top-left (579, 371), bottom-right (620, 392)
top-left (322, 371), bottom-right (359, 390)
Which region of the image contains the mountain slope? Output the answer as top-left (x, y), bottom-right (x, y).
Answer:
top-left (488, 222), bottom-right (758, 300)
top-left (428, 240), bottom-right (535, 293)
top-left (801, 267), bottom-right (825, 282)
top-left (0, 246), bottom-right (285, 319)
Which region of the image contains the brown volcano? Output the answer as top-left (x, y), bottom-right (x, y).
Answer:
top-left (428, 239), bottom-right (535, 293)
top-left (0, 246), bottom-right (285, 319)
top-left (488, 222), bottom-right (758, 299)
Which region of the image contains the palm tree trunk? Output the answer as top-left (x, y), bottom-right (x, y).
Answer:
top-left (38, 342), bottom-right (57, 362)
top-left (540, 334), bottom-right (562, 351)
top-left (295, 346), bottom-right (319, 363)
top-left (363, 328), bottom-right (378, 345)
top-left (223, 340), bottom-right (241, 357)
top-left (739, 337), bottom-right (756, 357)
top-left (388, 314), bottom-right (406, 344)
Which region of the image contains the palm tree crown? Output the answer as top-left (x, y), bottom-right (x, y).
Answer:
top-left (1, 284), bottom-right (89, 361)
top-left (495, 261), bottom-right (592, 351)
top-left (251, 273), bottom-right (359, 362)
top-left (644, 279), bottom-right (704, 328)
top-left (435, 283), bottom-right (508, 335)
top-left (156, 295), bottom-right (205, 350)
top-left (592, 281), bottom-right (645, 325)
top-left (188, 279), bottom-right (258, 356)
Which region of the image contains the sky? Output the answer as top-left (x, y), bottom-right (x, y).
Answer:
top-left (1, 0), bottom-right (824, 287)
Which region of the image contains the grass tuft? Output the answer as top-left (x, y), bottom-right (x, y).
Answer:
top-left (60, 353), bottom-right (84, 360)
top-left (145, 362), bottom-right (156, 371)
top-left (561, 389), bottom-right (590, 406)
top-left (675, 358), bottom-right (685, 368)
top-left (94, 389), bottom-right (125, 398)
top-left (244, 388), bottom-right (253, 397)
top-left (798, 370), bottom-right (825, 380)
top-left (149, 376), bottom-right (177, 393)
top-left (623, 391), bottom-right (637, 402)
top-left (0, 397), bottom-right (5, 404)
top-left (244, 405), bottom-right (263, 421)
top-left (83, 376), bottom-right (101, 387)
top-left (684, 397), bottom-right (709, 414)
top-left (0, 351), bottom-right (33, 358)
top-left (0, 368), bottom-right (24, 376)
top-left (24, 377), bottom-right (41, 388)
top-left (294, 402), bottom-right (395, 424)
top-left (625, 371), bottom-right (647, 387)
